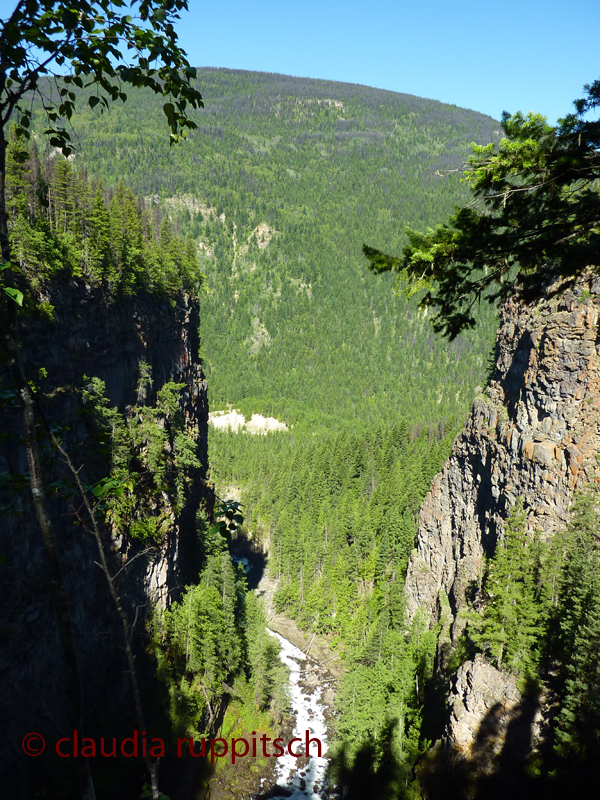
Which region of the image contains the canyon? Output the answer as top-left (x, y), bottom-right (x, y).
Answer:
top-left (0, 284), bottom-right (212, 796)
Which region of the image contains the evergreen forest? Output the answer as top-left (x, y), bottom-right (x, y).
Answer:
top-left (25, 67), bottom-right (501, 430)
top-left (4, 58), bottom-right (600, 800)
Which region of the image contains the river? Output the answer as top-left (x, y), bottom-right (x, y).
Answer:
top-left (260, 630), bottom-right (330, 799)
top-left (232, 552), bottom-right (341, 800)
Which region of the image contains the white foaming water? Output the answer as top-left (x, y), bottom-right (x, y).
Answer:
top-left (266, 630), bottom-right (329, 800)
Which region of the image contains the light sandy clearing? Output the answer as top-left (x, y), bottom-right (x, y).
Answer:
top-left (209, 409), bottom-right (288, 434)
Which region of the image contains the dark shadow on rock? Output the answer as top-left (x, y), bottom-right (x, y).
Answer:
top-left (495, 676), bottom-right (539, 772)
top-left (421, 672), bottom-right (452, 747)
top-left (417, 677), bottom-right (578, 800)
top-left (161, 748), bottom-right (215, 800)
top-left (502, 329), bottom-right (533, 414)
top-left (419, 698), bottom-right (510, 800)
top-left (473, 454), bottom-right (496, 561)
top-left (229, 534), bottom-right (268, 591)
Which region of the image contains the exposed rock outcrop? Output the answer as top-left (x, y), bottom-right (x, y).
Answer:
top-left (405, 273), bottom-right (600, 643)
top-left (444, 656), bottom-right (539, 759)
top-left (0, 283), bottom-right (212, 796)
top-left (407, 272), bottom-right (600, 794)
top-left (419, 656), bottom-right (544, 799)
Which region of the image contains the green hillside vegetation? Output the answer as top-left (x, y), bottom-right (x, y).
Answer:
top-left (28, 68), bottom-right (500, 430)
top-left (428, 490), bottom-right (600, 795)
top-left (363, 80), bottom-right (600, 339)
top-left (210, 418), bottom-right (458, 793)
top-left (24, 68), bottom-right (502, 794)
top-left (3, 134), bottom-right (291, 797)
top-left (13, 68), bottom-right (510, 797)
top-left (154, 532), bottom-right (289, 754)
top-left (6, 132), bottom-right (200, 301)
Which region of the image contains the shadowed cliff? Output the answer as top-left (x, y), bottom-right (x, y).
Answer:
top-left (0, 282), bottom-right (213, 798)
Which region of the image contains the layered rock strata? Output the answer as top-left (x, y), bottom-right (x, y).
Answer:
top-left (405, 274), bottom-right (600, 641)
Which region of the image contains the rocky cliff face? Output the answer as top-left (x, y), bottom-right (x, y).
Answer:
top-left (0, 283), bottom-right (212, 796)
top-left (419, 655), bottom-right (546, 799)
top-left (406, 272), bottom-right (600, 792)
top-left (406, 273), bottom-right (600, 642)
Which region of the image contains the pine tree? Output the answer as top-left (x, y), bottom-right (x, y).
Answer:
top-left (49, 158), bottom-right (73, 235)
top-left (470, 499), bottom-right (540, 673)
top-left (5, 129), bottom-right (31, 221)
top-left (87, 181), bottom-right (110, 281)
top-left (554, 489), bottom-right (600, 762)
top-left (375, 529), bottom-right (390, 584)
top-left (364, 81), bottom-right (600, 339)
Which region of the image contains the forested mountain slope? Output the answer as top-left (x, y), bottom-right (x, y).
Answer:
top-left (31, 68), bottom-right (500, 430)
top-left (1, 134), bottom-right (295, 799)
top-left (16, 69), bottom-right (509, 798)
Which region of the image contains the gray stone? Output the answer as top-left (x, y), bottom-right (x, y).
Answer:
top-left (405, 272), bottom-right (600, 630)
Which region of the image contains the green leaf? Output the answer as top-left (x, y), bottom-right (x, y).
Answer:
top-left (3, 287), bottom-right (23, 306)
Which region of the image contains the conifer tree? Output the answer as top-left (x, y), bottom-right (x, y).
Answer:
top-left (87, 182), bottom-right (110, 280)
top-left (50, 158), bottom-right (73, 235)
top-left (470, 499), bottom-right (539, 672)
top-left (375, 529), bottom-right (390, 584)
top-left (554, 489), bottom-right (600, 761)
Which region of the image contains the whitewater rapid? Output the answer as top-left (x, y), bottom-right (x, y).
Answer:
top-left (261, 630), bottom-right (330, 800)
top-left (232, 553), bottom-right (333, 799)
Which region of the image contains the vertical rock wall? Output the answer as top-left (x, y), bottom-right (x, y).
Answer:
top-left (0, 284), bottom-right (212, 795)
top-left (405, 273), bottom-right (600, 793)
top-left (405, 274), bottom-right (600, 641)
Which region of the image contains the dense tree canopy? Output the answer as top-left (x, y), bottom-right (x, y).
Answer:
top-left (0, 0), bottom-right (203, 265)
top-left (6, 132), bottom-right (202, 296)
top-left (364, 80), bottom-right (600, 338)
top-left (209, 419), bottom-right (456, 790)
top-left (21, 67), bottom-right (500, 430)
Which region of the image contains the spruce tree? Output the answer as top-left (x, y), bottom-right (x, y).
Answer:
top-left (554, 489), bottom-right (600, 762)
top-left (470, 499), bottom-right (539, 673)
top-left (88, 182), bottom-right (110, 281)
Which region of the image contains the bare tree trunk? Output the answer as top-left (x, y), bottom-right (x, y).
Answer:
top-left (52, 438), bottom-right (162, 800)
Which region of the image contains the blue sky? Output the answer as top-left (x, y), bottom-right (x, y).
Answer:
top-left (175, 0), bottom-right (599, 125)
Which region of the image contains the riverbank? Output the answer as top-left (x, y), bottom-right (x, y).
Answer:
top-left (222, 532), bottom-right (345, 798)
top-left (255, 572), bottom-right (344, 715)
